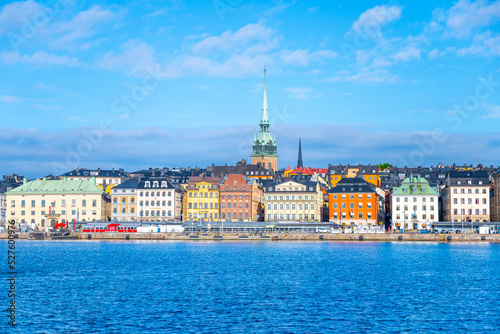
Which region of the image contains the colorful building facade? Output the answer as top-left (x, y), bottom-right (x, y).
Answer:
top-left (263, 180), bottom-right (323, 222)
top-left (183, 176), bottom-right (222, 221)
top-left (391, 176), bottom-right (438, 230)
top-left (219, 174), bottom-right (263, 221)
top-left (327, 178), bottom-right (378, 228)
top-left (6, 177), bottom-right (107, 229)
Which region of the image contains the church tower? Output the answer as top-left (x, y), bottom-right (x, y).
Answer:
top-left (297, 136), bottom-right (303, 168)
top-left (251, 66), bottom-right (278, 171)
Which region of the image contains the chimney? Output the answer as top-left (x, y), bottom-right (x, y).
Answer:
top-left (112, 168), bottom-right (115, 173)
top-left (91, 177), bottom-right (96, 185)
top-left (23, 177), bottom-right (27, 184)
top-left (138, 175), bottom-right (142, 184)
top-left (98, 168), bottom-right (101, 172)
top-left (119, 168), bottom-right (124, 173)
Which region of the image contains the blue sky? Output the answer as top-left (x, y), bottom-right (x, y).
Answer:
top-left (1, 0), bottom-right (500, 177)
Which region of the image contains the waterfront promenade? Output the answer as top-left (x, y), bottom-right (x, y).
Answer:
top-left (2, 232), bottom-right (499, 242)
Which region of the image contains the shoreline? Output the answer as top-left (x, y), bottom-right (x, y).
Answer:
top-left (1, 232), bottom-right (499, 242)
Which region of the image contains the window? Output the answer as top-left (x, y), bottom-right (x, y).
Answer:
top-left (82, 200), bottom-right (86, 207)
top-left (41, 200), bottom-right (45, 207)
top-left (31, 200), bottom-right (35, 207)
top-left (92, 200), bottom-right (97, 207)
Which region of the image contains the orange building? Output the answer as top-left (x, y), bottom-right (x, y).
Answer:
top-left (327, 178), bottom-right (378, 228)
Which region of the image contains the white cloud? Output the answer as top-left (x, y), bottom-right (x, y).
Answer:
top-left (393, 46), bottom-right (421, 62)
top-left (348, 5), bottom-right (402, 39)
top-left (97, 40), bottom-right (157, 77)
top-left (22, 51), bottom-right (79, 67)
top-left (0, 0), bottom-right (42, 35)
top-left (323, 69), bottom-right (399, 85)
top-left (0, 95), bottom-right (21, 103)
top-left (0, 50), bottom-right (79, 67)
top-left (483, 104), bottom-right (500, 119)
top-left (280, 49), bottom-right (337, 66)
top-left (190, 21), bottom-right (275, 55)
top-left (435, 0), bottom-right (500, 38)
top-left (50, 5), bottom-right (115, 50)
top-left (284, 87), bottom-right (313, 99)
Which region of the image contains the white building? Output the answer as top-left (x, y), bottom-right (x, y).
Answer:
top-left (111, 176), bottom-right (182, 222)
top-left (391, 176), bottom-right (439, 230)
top-left (442, 170), bottom-right (490, 223)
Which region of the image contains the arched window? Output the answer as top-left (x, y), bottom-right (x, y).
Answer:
top-left (153, 181), bottom-right (159, 188)
top-left (145, 181), bottom-right (151, 188)
top-left (161, 181), bottom-right (167, 188)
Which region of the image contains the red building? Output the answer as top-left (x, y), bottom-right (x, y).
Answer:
top-left (219, 174), bottom-right (264, 221)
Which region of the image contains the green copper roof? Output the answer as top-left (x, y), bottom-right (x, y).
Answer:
top-left (6, 179), bottom-right (104, 195)
top-left (251, 67), bottom-right (278, 157)
top-left (392, 176), bottom-right (438, 196)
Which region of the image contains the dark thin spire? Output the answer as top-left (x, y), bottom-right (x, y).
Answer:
top-left (297, 136), bottom-right (303, 168)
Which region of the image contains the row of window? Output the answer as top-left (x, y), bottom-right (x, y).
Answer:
top-left (401, 186), bottom-right (429, 194)
top-left (268, 203), bottom-right (315, 210)
top-left (268, 214), bottom-right (315, 220)
top-left (14, 210), bottom-right (97, 216)
top-left (455, 180), bottom-right (484, 185)
top-left (266, 195), bottom-right (315, 201)
top-left (453, 209), bottom-right (488, 215)
top-left (221, 212), bottom-right (250, 218)
top-left (139, 191), bottom-right (172, 197)
top-left (188, 192), bottom-right (218, 198)
top-left (395, 214), bottom-right (435, 220)
top-left (268, 187), bottom-right (315, 192)
top-left (143, 181), bottom-right (170, 188)
top-left (333, 202), bottom-right (372, 209)
top-left (221, 203), bottom-right (249, 209)
top-left (332, 194), bottom-right (372, 200)
top-left (113, 197), bottom-right (135, 204)
top-left (113, 207), bottom-right (135, 214)
top-left (189, 185), bottom-right (218, 189)
top-left (332, 212), bottom-right (372, 219)
top-left (222, 186), bottom-right (247, 191)
top-left (11, 199), bottom-right (97, 208)
top-left (221, 195), bottom-right (249, 200)
top-left (139, 210), bottom-right (172, 217)
top-left (453, 188), bottom-right (487, 193)
top-left (395, 197), bottom-right (435, 203)
top-left (395, 205), bottom-right (436, 211)
top-left (453, 198), bottom-right (487, 205)
top-left (138, 201), bottom-right (172, 207)
top-left (188, 203), bottom-right (219, 209)
top-left (188, 213), bottom-right (218, 219)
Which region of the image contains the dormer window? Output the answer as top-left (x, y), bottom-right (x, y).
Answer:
top-left (161, 181), bottom-right (167, 188)
top-left (145, 181), bottom-right (151, 188)
top-left (422, 187), bottom-right (427, 193)
top-left (153, 181), bottom-right (159, 188)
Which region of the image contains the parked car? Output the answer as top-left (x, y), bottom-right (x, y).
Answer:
top-left (455, 230), bottom-right (461, 234)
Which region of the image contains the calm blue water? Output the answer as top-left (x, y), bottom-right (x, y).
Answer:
top-left (2, 240), bottom-right (500, 333)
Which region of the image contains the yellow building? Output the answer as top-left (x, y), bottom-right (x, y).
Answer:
top-left (183, 176), bottom-right (222, 221)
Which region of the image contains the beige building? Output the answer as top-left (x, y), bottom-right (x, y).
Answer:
top-left (442, 171), bottom-right (490, 222)
top-left (263, 180), bottom-right (323, 222)
top-left (6, 177), bottom-right (107, 229)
